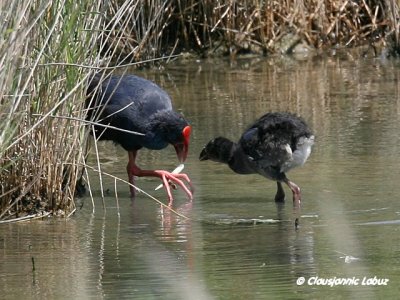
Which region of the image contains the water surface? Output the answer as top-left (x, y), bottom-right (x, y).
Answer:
top-left (1, 55), bottom-right (400, 299)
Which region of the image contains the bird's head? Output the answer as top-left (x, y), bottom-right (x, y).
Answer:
top-left (148, 111), bottom-right (191, 163)
top-left (199, 137), bottom-right (234, 164)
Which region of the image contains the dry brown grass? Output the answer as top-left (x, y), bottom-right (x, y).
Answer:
top-left (263, 0), bottom-right (400, 50)
top-left (102, 0), bottom-right (400, 60)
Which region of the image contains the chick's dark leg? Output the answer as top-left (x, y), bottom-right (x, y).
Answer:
top-left (274, 181), bottom-right (285, 202)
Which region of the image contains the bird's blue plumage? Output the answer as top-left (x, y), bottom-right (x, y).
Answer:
top-left (91, 74), bottom-right (173, 114)
top-left (86, 73), bottom-right (188, 151)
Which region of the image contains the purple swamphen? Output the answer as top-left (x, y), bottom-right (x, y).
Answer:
top-left (86, 73), bottom-right (193, 203)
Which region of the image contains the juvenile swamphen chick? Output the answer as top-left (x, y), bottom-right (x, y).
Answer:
top-left (86, 73), bottom-right (193, 203)
top-left (199, 112), bottom-right (314, 204)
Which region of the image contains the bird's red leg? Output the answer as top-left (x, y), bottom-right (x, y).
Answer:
top-left (283, 178), bottom-right (301, 206)
top-left (127, 151), bottom-right (138, 198)
top-left (127, 151), bottom-right (193, 204)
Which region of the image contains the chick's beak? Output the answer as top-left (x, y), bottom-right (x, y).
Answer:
top-left (174, 125), bottom-right (191, 163)
top-left (199, 147), bottom-right (209, 161)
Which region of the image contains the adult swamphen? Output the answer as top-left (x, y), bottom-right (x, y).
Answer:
top-left (199, 112), bottom-right (314, 204)
top-left (86, 73), bottom-right (193, 203)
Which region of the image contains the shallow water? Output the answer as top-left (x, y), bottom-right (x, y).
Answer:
top-left (1, 55), bottom-right (400, 299)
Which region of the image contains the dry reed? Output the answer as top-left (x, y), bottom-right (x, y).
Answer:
top-left (102, 0), bottom-right (400, 60)
top-left (0, 0), bottom-right (104, 221)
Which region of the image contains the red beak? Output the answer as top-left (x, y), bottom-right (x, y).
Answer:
top-left (174, 125), bottom-right (191, 163)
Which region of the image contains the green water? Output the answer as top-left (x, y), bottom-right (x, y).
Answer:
top-left (1, 56), bottom-right (400, 299)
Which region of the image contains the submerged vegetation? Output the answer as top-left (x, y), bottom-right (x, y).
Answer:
top-left (0, 0), bottom-right (399, 221)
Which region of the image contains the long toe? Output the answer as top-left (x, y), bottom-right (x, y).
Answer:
top-left (157, 170), bottom-right (193, 201)
top-left (172, 173), bottom-right (194, 196)
top-left (159, 173), bottom-right (174, 203)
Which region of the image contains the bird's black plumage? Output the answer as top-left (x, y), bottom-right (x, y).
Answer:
top-left (85, 73), bottom-right (193, 203)
top-left (199, 112), bottom-right (314, 203)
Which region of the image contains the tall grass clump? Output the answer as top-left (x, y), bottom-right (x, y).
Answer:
top-left (0, 0), bottom-right (104, 221)
top-left (262, 0), bottom-right (400, 54)
top-left (103, 0), bottom-right (400, 60)
top-left (99, 0), bottom-right (178, 62)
